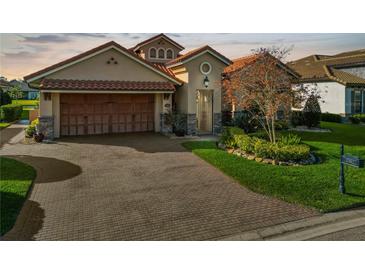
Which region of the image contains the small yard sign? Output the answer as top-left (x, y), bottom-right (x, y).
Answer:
top-left (339, 144), bottom-right (364, 194)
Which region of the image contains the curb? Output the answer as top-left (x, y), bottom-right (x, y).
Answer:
top-left (219, 208), bottom-right (365, 241)
top-left (269, 216), bottom-right (365, 240)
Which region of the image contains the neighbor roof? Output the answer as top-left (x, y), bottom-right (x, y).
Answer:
top-left (324, 66), bottom-right (365, 86)
top-left (223, 54), bottom-right (259, 74)
top-left (39, 79), bottom-right (176, 91)
top-left (288, 49), bottom-right (365, 85)
top-left (24, 41), bottom-right (182, 85)
top-left (131, 33), bottom-right (185, 51)
top-left (224, 53), bottom-right (300, 78)
top-left (166, 45), bottom-right (232, 67)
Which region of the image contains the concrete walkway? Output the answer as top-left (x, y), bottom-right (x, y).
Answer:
top-left (0, 123), bottom-right (26, 147)
top-left (1, 133), bottom-right (317, 240)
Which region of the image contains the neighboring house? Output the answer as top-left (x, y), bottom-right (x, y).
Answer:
top-left (24, 33), bottom-right (231, 139)
top-left (288, 49), bottom-right (365, 116)
top-left (0, 77), bottom-right (11, 91)
top-left (222, 53), bottom-right (300, 117)
top-left (9, 80), bottom-right (39, 100)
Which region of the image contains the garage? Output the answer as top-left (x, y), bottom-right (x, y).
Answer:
top-left (60, 93), bottom-right (154, 136)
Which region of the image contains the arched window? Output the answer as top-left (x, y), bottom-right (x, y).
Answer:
top-left (166, 49), bottom-right (173, 59)
top-left (158, 48), bottom-right (165, 59)
top-left (149, 48), bottom-right (157, 59)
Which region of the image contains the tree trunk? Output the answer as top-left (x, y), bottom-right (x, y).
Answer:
top-left (271, 116), bottom-right (276, 144)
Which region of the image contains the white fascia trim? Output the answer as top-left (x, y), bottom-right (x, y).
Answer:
top-left (27, 45), bottom-right (181, 85)
top-left (41, 89), bottom-right (175, 94)
top-left (166, 50), bottom-right (231, 68)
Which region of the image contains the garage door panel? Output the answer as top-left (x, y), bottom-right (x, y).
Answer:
top-left (60, 94), bottom-right (155, 136)
top-left (102, 124), bottom-right (109, 134)
top-left (94, 124), bottom-right (102, 134)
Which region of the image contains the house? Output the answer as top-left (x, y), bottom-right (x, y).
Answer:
top-left (222, 53), bottom-right (300, 118)
top-left (0, 77), bottom-right (11, 91)
top-left (288, 49), bottom-right (365, 116)
top-left (24, 33), bottom-right (231, 139)
top-left (8, 80), bottom-right (39, 100)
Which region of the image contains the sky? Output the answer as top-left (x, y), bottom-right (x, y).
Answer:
top-left (1, 33), bottom-right (365, 80)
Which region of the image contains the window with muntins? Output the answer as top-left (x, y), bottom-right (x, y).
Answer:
top-left (351, 89), bottom-right (363, 113)
top-left (158, 49), bottom-right (165, 59)
top-left (166, 49), bottom-right (173, 59)
top-left (149, 48), bottom-right (156, 59)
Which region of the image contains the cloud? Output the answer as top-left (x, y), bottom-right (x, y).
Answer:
top-left (20, 34), bottom-right (71, 43)
top-left (65, 33), bottom-right (108, 38)
top-left (167, 33), bottom-right (182, 38)
top-left (2, 51), bottom-right (38, 59)
top-left (130, 35), bottom-right (142, 40)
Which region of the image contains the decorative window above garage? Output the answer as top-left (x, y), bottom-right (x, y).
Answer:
top-left (149, 48), bottom-right (157, 58)
top-left (158, 48), bottom-right (165, 59)
top-left (166, 49), bottom-right (173, 59)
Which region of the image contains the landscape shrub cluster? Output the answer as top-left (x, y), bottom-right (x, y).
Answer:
top-left (0, 104), bottom-right (22, 122)
top-left (25, 118), bottom-right (39, 137)
top-left (349, 113), bottom-right (365, 124)
top-left (220, 127), bottom-right (310, 162)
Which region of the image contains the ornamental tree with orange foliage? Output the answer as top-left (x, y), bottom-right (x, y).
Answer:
top-left (223, 47), bottom-right (320, 143)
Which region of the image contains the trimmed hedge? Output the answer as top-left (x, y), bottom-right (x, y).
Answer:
top-left (352, 113), bottom-right (365, 123)
top-left (221, 130), bottom-right (310, 162)
top-left (0, 104), bottom-right (22, 122)
top-left (291, 110), bottom-right (305, 127)
top-left (321, 113), bottom-right (342, 123)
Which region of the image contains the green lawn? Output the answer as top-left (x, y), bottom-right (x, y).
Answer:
top-left (288, 122), bottom-right (365, 146)
top-left (0, 122), bottom-right (10, 130)
top-left (0, 157), bottom-right (36, 235)
top-left (183, 122), bottom-right (365, 212)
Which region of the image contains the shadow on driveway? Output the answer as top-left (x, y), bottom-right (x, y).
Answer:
top-left (58, 132), bottom-right (188, 153)
top-left (1, 196), bottom-right (45, 241)
top-left (5, 155), bottom-right (82, 183)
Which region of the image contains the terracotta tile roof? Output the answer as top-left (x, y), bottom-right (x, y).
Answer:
top-left (39, 79), bottom-right (176, 91)
top-left (132, 33), bottom-right (184, 51)
top-left (24, 41), bottom-right (182, 85)
top-left (152, 63), bottom-right (177, 78)
top-left (288, 49), bottom-right (365, 84)
top-left (224, 53), bottom-right (300, 78)
top-left (166, 45), bottom-right (232, 67)
top-left (224, 54), bottom-right (259, 74)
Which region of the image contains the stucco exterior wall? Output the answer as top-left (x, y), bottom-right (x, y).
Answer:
top-left (39, 92), bottom-right (53, 116)
top-left (174, 70), bottom-right (189, 113)
top-left (301, 82), bottom-right (347, 114)
top-left (47, 48), bottom-right (168, 82)
top-left (175, 53), bottom-right (226, 115)
top-left (340, 66), bottom-right (365, 79)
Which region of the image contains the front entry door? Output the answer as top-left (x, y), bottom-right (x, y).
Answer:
top-left (197, 90), bottom-right (213, 134)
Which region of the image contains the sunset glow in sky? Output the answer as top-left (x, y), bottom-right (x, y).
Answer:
top-left (1, 33), bottom-right (365, 80)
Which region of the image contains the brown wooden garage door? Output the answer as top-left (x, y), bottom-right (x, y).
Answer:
top-left (60, 94), bottom-right (154, 136)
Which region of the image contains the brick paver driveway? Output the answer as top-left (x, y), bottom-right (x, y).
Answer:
top-left (1, 133), bottom-right (317, 240)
